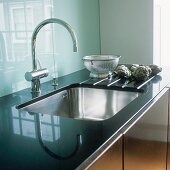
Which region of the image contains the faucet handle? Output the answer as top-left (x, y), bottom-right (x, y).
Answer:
top-left (25, 68), bottom-right (49, 82)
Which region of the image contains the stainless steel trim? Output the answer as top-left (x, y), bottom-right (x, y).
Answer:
top-left (137, 76), bottom-right (155, 89)
top-left (93, 77), bottom-right (108, 85)
top-left (107, 78), bottom-right (121, 87)
top-left (121, 80), bottom-right (131, 88)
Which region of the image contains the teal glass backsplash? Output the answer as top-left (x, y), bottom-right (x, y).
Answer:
top-left (0, 0), bottom-right (100, 97)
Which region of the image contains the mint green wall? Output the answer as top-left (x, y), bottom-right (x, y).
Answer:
top-left (52, 0), bottom-right (101, 76)
top-left (99, 0), bottom-right (153, 65)
top-left (0, 0), bottom-right (100, 97)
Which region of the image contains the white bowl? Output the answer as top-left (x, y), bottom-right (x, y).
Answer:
top-left (83, 55), bottom-right (121, 78)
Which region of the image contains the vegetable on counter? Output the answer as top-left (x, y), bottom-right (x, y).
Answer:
top-left (149, 64), bottom-right (162, 75)
top-left (114, 64), bottom-right (162, 82)
top-left (115, 65), bottom-right (131, 78)
top-left (133, 65), bottom-right (151, 81)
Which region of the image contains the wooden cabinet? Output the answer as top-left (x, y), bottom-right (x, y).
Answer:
top-left (124, 88), bottom-right (169, 170)
top-left (89, 137), bottom-right (122, 170)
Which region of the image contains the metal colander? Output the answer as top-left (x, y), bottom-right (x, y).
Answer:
top-left (83, 55), bottom-right (121, 78)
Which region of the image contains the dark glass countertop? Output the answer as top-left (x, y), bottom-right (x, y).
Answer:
top-left (0, 68), bottom-right (169, 170)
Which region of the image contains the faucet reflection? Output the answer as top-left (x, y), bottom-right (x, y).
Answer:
top-left (25, 18), bottom-right (78, 96)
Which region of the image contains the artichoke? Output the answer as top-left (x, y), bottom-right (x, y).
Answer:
top-left (145, 65), bottom-right (152, 75)
top-left (129, 64), bottom-right (140, 76)
top-left (148, 64), bottom-right (162, 75)
top-left (115, 65), bottom-right (131, 78)
top-left (133, 66), bottom-right (150, 81)
top-left (114, 64), bottom-right (162, 82)
top-left (129, 64), bottom-right (139, 72)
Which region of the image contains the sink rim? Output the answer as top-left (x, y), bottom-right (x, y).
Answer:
top-left (16, 83), bottom-right (139, 110)
top-left (16, 83), bottom-right (139, 121)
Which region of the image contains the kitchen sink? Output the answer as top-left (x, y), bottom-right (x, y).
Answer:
top-left (16, 84), bottom-right (138, 121)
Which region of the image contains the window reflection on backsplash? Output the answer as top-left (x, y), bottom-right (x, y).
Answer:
top-left (11, 106), bottom-right (60, 142)
top-left (0, 0), bottom-right (54, 96)
top-left (0, 0), bottom-right (53, 62)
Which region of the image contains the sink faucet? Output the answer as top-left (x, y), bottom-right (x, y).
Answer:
top-left (25, 18), bottom-right (78, 96)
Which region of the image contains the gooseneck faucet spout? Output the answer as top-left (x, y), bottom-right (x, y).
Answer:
top-left (25, 18), bottom-right (78, 96)
top-left (31, 18), bottom-right (78, 71)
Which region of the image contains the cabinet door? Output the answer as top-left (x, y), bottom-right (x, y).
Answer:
top-left (124, 89), bottom-right (169, 170)
top-left (89, 137), bottom-right (122, 170)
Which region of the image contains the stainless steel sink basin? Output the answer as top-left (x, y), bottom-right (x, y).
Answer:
top-left (16, 85), bottom-right (138, 121)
